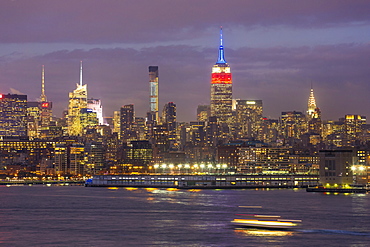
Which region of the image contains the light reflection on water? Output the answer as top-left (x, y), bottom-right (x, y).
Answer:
top-left (235, 228), bottom-right (295, 237)
top-left (0, 186), bottom-right (369, 246)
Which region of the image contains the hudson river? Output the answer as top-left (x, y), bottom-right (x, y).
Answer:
top-left (0, 186), bottom-right (369, 246)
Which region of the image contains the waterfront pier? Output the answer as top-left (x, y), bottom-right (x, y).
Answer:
top-left (85, 174), bottom-right (319, 189)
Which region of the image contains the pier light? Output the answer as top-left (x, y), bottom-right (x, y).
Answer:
top-left (185, 164), bottom-right (190, 169)
top-left (169, 164), bottom-right (174, 169)
top-left (222, 164), bottom-right (228, 168)
top-left (216, 164), bottom-right (221, 169)
top-left (161, 164), bottom-right (167, 169)
top-left (207, 164), bottom-right (213, 169)
top-left (359, 166), bottom-right (365, 171)
top-left (154, 164), bottom-right (159, 169)
top-left (351, 166), bottom-right (356, 171)
top-left (178, 164), bottom-right (182, 169)
top-left (194, 164), bottom-right (199, 169)
top-left (200, 164), bottom-right (205, 169)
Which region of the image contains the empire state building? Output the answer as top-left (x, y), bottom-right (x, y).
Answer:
top-left (210, 28), bottom-right (232, 125)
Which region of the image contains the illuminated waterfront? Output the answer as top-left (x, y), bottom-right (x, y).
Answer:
top-left (0, 186), bottom-right (369, 246)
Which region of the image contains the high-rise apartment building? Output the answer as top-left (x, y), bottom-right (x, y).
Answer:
top-left (210, 28), bottom-right (232, 125)
top-left (235, 100), bottom-right (263, 139)
top-left (0, 94), bottom-right (28, 137)
top-left (162, 102), bottom-right (177, 142)
top-left (120, 104), bottom-right (135, 141)
top-left (68, 61), bottom-right (87, 136)
top-left (149, 66), bottom-right (159, 122)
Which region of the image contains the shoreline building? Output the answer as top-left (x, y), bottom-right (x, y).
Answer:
top-left (68, 61), bottom-right (87, 136)
top-left (210, 28), bottom-right (232, 126)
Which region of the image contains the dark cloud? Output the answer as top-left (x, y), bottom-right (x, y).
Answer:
top-left (1, 0), bottom-right (370, 44)
top-left (1, 43), bottom-right (370, 121)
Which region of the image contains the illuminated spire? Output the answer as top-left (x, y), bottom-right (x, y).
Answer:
top-left (40, 65), bottom-right (47, 102)
top-left (80, 60), bottom-right (83, 86)
top-left (307, 85), bottom-right (317, 117)
top-left (216, 27), bottom-right (227, 64)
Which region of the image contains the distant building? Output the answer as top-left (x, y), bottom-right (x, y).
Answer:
top-left (210, 28), bottom-right (232, 126)
top-left (149, 66), bottom-right (159, 121)
top-left (307, 86), bottom-right (317, 120)
top-left (68, 62), bottom-right (87, 136)
top-left (344, 114), bottom-right (366, 144)
top-left (197, 105), bottom-right (210, 122)
top-left (235, 99), bottom-right (263, 139)
top-left (120, 104), bottom-right (135, 141)
top-left (281, 111), bottom-right (306, 139)
top-left (39, 65), bottom-right (52, 128)
top-left (0, 94), bottom-right (27, 137)
top-left (80, 108), bottom-right (98, 130)
top-left (162, 102), bottom-right (177, 142)
top-left (87, 98), bottom-right (103, 125)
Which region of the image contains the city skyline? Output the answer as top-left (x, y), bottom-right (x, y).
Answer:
top-left (1, 1), bottom-right (370, 122)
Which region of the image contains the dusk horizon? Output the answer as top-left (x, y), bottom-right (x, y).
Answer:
top-left (1, 0), bottom-right (370, 122)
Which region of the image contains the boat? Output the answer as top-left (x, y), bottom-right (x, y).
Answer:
top-left (306, 186), bottom-right (367, 193)
top-left (231, 214), bottom-right (302, 230)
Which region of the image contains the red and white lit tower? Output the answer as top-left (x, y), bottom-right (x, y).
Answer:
top-left (210, 28), bottom-right (232, 125)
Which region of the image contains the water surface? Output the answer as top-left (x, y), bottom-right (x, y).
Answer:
top-left (0, 186), bottom-right (369, 246)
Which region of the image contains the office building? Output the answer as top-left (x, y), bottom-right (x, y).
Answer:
top-left (210, 28), bottom-right (232, 125)
top-left (39, 65), bottom-right (52, 127)
top-left (120, 104), bottom-right (135, 141)
top-left (0, 94), bottom-right (27, 137)
top-left (162, 102), bottom-right (177, 142)
top-left (197, 105), bottom-right (210, 122)
top-left (281, 111), bottom-right (306, 139)
top-left (87, 98), bottom-right (103, 125)
top-left (68, 61), bottom-right (87, 136)
top-left (235, 100), bottom-right (263, 139)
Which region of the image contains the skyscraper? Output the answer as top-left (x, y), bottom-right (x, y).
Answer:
top-left (210, 28), bottom-right (232, 125)
top-left (307, 86), bottom-right (317, 119)
top-left (235, 100), bottom-right (263, 139)
top-left (120, 104), bottom-right (135, 141)
top-left (0, 94), bottom-right (28, 137)
top-left (162, 102), bottom-right (177, 142)
top-left (149, 66), bottom-right (159, 121)
top-left (39, 65), bottom-right (52, 127)
top-left (306, 86), bottom-right (322, 136)
top-left (87, 98), bottom-right (103, 125)
top-left (68, 61), bottom-right (87, 136)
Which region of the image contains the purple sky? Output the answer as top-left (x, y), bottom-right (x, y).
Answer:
top-left (1, 0), bottom-right (370, 122)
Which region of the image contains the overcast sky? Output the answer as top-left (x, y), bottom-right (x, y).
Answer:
top-left (1, 0), bottom-right (370, 122)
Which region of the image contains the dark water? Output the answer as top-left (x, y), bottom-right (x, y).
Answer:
top-left (0, 186), bottom-right (369, 247)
